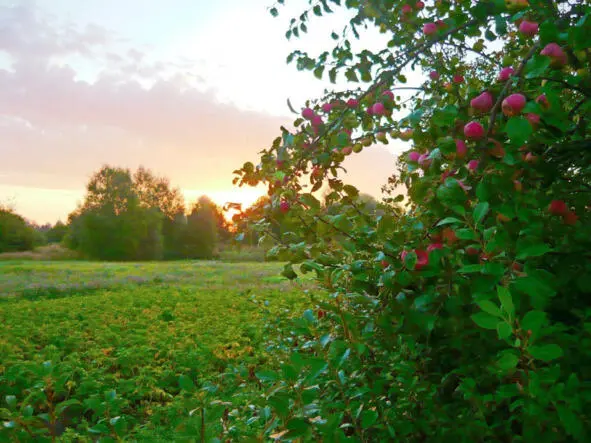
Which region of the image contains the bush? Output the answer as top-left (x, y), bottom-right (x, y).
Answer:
top-left (229, 1), bottom-right (591, 441)
top-left (0, 209), bottom-right (37, 253)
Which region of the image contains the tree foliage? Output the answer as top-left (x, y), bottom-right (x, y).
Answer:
top-left (0, 208), bottom-right (37, 253)
top-left (230, 0), bottom-right (591, 440)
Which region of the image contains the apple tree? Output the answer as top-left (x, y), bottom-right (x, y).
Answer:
top-left (229, 0), bottom-right (591, 440)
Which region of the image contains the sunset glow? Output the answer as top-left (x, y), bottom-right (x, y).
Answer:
top-left (0, 0), bottom-right (410, 224)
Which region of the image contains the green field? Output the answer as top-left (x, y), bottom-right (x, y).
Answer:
top-left (0, 260), bottom-right (313, 441)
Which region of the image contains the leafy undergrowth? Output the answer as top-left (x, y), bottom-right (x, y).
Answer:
top-left (0, 260), bottom-right (315, 441)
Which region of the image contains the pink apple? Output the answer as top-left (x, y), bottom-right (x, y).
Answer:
top-left (311, 115), bottom-right (324, 127)
top-left (526, 113), bottom-right (540, 128)
top-left (372, 102), bottom-right (386, 116)
top-left (427, 243), bottom-right (443, 252)
top-left (321, 103), bottom-right (332, 113)
top-left (536, 94), bottom-right (550, 109)
top-left (456, 139), bottom-right (467, 159)
top-left (540, 43), bottom-right (568, 67)
top-left (429, 71), bottom-right (440, 80)
top-left (423, 22), bottom-right (437, 35)
top-left (464, 121), bottom-right (485, 140)
top-left (519, 20), bottom-right (539, 37)
top-left (467, 159), bottom-right (480, 171)
top-left (347, 98), bottom-right (359, 109)
top-left (408, 151), bottom-right (421, 162)
top-left (470, 91), bottom-right (494, 112)
top-left (382, 90), bottom-right (395, 101)
top-left (302, 107), bottom-right (315, 120)
top-left (502, 93), bottom-right (526, 116)
top-left (498, 67), bottom-right (515, 82)
top-left (402, 4), bottom-right (413, 14)
top-left (453, 74), bottom-right (465, 84)
top-left (341, 146), bottom-right (353, 155)
top-left (415, 250), bottom-right (429, 270)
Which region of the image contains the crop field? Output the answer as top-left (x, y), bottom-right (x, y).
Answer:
top-left (0, 260), bottom-right (314, 441)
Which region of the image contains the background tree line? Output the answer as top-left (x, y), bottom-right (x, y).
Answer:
top-left (0, 166), bottom-right (231, 260)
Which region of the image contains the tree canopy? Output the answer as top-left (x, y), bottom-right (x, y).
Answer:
top-left (231, 0), bottom-right (591, 440)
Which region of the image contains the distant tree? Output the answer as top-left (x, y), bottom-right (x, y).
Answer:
top-left (0, 207), bottom-right (36, 252)
top-left (184, 196), bottom-right (219, 259)
top-left (67, 166), bottom-right (164, 260)
top-left (45, 221), bottom-right (68, 244)
top-left (133, 166), bottom-right (185, 218)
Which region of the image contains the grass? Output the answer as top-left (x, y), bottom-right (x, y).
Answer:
top-left (0, 260), bottom-right (315, 441)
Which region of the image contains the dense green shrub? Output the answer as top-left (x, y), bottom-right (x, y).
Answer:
top-left (229, 0), bottom-right (591, 441)
top-left (0, 209), bottom-right (37, 253)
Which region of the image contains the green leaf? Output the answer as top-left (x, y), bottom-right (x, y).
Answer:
top-left (516, 242), bottom-right (552, 260)
top-left (313, 66), bottom-right (324, 80)
top-left (497, 352), bottom-right (519, 371)
top-left (5, 396), bottom-right (16, 409)
top-left (455, 229), bottom-right (477, 241)
top-left (505, 117), bottom-right (533, 146)
top-left (473, 202), bottom-right (489, 224)
top-left (286, 417), bottom-right (311, 438)
top-left (521, 310), bottom-right (547, 336)
top-left (436, 217), bottom-right (462, 226)
top-left (269, 7), bottom-right (279, 17)
top-left (361, 410), bottom-right (378, 429)
top-left (497, 322), bottom-right (513, 339)
top-left (179, 375), bottom-right (196, 391)
top-left (528, 344), bottom-right (563, 362)
top-left (524, 55), bottom-right (551, 79)
top-left (255, 370), bottom-right (278, 382)
top-left (471, 312), bottom-right (499, 330)
top-left (476, 300), bottom-right (502, 318)
top-left (557, 405), bottom-right (584, 438)
top-left (497, 286), bottom-right (514, 318)
top-left (282, 263), bottom-right (298, 280)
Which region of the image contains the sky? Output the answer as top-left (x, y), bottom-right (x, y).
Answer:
top-left (0, 0), bottom-right (413, 224)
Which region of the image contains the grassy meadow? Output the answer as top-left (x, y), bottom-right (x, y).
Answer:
top-left (0, 259), bottom-right (315, 441)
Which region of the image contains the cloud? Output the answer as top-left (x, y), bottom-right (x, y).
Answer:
top-left (0, 0), bottom-right (401, 223)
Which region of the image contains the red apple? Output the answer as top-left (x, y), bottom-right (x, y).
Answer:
top-left (408, 151), bottom-right (421, 162)
top-left (498, 67), bottom-right (515, 82)
top-left (280, 201), bottom-right (290, 213)
top-left (470, 91), bottom-right (494, 112)
top-left (372, 102), bottom-right (386, 116)
top-left (427, 243), bottom-right (443, 252)
top-left (563, 211), bottom-right (578, 225)
top-left (526, 113), bottom-right (540, 129)
top-left (456, 139), bottom-right (467, 159)
top-left (423, 23), bottom-right (437, 35)
top-left (302, 107), bottom-right (315, 120)
top-left (453, 74), bottom-right (465, 84)
top-left (502, 93), bottom-right (526, 116)
top-left (467, 159), bottom-right (480, 171)
top-left (536, 94), bottom-right (550, 109)
top-left (464, 121), bottom-right (485, 140)
top-left (415, 250), bottom-right (429, 270)
top-left (540, 43), bottom-right (568, 67)
top-left (347, 98), bottom-right (359, 109)
top-left (518, 20), bottom-right (539, 37)
top-left (429, 71), bottom-right (440, 80)
top-left (548, 200), bottom-right (568, 216)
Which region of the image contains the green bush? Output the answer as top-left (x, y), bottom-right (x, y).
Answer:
top-left (229, 0), bottom-right (591, 441)
top-left (0, 209), bottom-right (37, 253)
